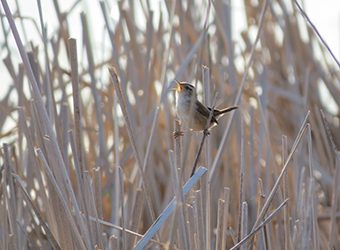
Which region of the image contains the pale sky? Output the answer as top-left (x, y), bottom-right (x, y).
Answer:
top-left (305, 0), bottom-right (340, 59)
top-left (1, 0), bottom-right (339, 69)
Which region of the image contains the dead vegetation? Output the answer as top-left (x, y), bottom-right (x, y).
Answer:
top-left (0, 0), bottom-right (339, 249)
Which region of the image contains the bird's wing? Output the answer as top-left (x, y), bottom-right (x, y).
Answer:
top-left (197, 101), bottom-right (218, 124)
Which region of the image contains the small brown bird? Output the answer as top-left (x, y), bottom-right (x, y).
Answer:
top-left (175, 81), bottom-right (237, 132)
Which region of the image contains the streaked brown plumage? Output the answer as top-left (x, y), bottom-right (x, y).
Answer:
top-left (175, 82), bottom-right (237, 131)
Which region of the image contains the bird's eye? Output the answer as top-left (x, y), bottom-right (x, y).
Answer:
top-left (185, 86), bottom-right (191, 91)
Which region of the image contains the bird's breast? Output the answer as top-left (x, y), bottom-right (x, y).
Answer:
top-left (176, 97), bottom-right (191, 123)
top-left (176, 97), bottom-right (214, 131)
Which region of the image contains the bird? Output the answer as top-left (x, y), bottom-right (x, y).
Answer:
top-left (174, 80), bottom-right (237, 135)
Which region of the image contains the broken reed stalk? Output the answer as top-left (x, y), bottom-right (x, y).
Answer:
top-left (134, 167), bottom-right (208, 250)
top-left (1, 2), bottom-right (92, 248)
top-left (35, 147), bottom-right (87, 250)
top-left (319, 109), bottom-right (340, 249)
top-left (67, 38), bottom-right (94, 244)
top-left (169, 149), bottom-right (189, 250)
top-left (230, 199), bottom-right (289, 250)
top-left (215, 198), bottom-right (225, 250)
top-left (221, 187), bottom-right (231, 250)
top-left (1, 0), bottom-right (340, 249)
top-left (12, 174), bottom-right (61, 250)
top-left (243, 111), bottom-right (310, 246)
top-left (108, 67), bottom-right (158, 233)
top-left (237, 117), bottom-right (245, 242)
top-left (329, 152), bottom-right (340, 249)
top-left (3, 143), bottom-right (19, 250)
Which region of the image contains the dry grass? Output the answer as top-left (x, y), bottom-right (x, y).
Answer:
top-left (0, 0), bottom-right (339, 249)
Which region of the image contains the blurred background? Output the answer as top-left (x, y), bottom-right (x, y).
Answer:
top-left (0, 0), bottom-right (339, 249)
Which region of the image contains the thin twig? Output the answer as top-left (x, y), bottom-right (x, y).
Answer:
top-left (294, 0), bottom-right (340, 69)
top-left (191, 129), bottom-right (209, 177)
top-left (87, 216), bottom-right (163, 246)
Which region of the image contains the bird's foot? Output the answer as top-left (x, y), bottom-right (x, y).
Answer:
top-left (173, 130), bottom-right (184, 139)
top-left (203, 129), bottom-right (210, 136)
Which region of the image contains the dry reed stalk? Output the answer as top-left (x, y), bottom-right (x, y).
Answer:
top-left (329, 152), bottom-right (340, 248)
top-left (118, 167), bottom-right (127, 250)
top-left (282, 135), bottom-right (293, 250)
top-left (237, 117), bottom-right (245, 242)
top-left (174, 120), bottom-right (191, 248)
top-left (230, 199), bottom-right (289, 250)
top-left (240, 201), bottom-right (248, 250)
top-left (202, 66), bottom-right (212, 169)
top-left (108, 67), bottom-right (157, 228)
top-left (35, 147), bottom-right (87, 249)
top-left (128, 188), bottom-right (144, 248)
top-left (186, 204), bottom-right (196, 249)
top-left (195, 189), bottom-right (205, 249)
top-left (221, 187), bottom-right (231, 250)
top-left (81, 13), bottom-right (108, 168)
top-left (1, 6), bottom-right (90, 248)
top-left (294, 0), bottom-right (340, 69)
top-left (1, 0), bottom-right (340, 249)
top-left (205, 179), bottom-right (212, 250)
top-left (215, 198), bottom-right (225, 250)
top-left (252, 112), bottom-right (310, 221)
top-left (3, 144), bottom-right (19, 250)
top-left (169, 149), bottom-right (189, 249)
top-left (134, 166), bottom-right (207, 249)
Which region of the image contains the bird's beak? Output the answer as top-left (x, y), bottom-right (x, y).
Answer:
top-left (176, 82), bottom-right (182, 92)
top-left (170, 80), bottom-right (183, 92)
top-left (175, 79), bottom-right (183, 92)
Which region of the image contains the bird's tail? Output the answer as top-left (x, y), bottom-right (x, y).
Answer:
top-left (214, 106), bottom-right (238, 116)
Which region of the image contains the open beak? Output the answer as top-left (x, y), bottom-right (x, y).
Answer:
top-left (170, 80), bottom-right (183, 92)
top-left (176, 83), bottom-right (182, 92)
top-left (175, 79), bottom-right (183, 92)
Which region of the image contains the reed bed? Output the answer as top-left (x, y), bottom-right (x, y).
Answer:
top-left (0, 0), bottom-right (339, 249)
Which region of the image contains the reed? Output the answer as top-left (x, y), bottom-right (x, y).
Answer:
top-left (0, 0), bottom-right (339, 249)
